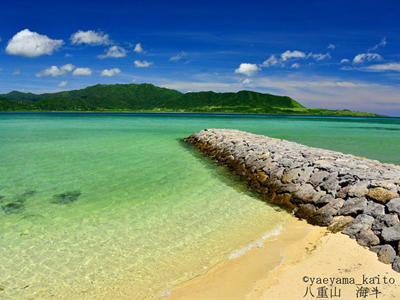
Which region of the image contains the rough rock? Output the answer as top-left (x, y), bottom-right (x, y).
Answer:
top-left (381, 224), bottom-right (400, 242)
top-left (347, 182), bottom-right (369, 198)
top-left (339, 197), bottom-right (367, 216)
top-left (387, 198), bottom-right (400, 215)
top-left (363, 201), bottom-right (385, 217)
top-left (309, 171), bottom-right (329, 187)
top-left (371, 245), bottom-right (397, 264)
top-left (368, 187), bottom-right (399, 203)
top-left (308, 198), bottom-right (344, 226)
top-left (295, 204), bottom-right (317, 219)
top-left (328, 216), bottom-right (354, 233)
top-left (372, 214), bottom-right (400, 235)
top-left (392, 256), bottom-right (400, 272)
top-left (356, 229), bottom-right (380, 247)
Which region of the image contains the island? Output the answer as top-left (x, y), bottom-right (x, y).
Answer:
top-left (0, 83), bottom-right (383, 116)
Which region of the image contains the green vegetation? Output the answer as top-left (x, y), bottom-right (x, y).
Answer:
top-left (0, 83), bottom-right (383, 116)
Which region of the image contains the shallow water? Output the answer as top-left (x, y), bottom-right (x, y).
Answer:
top-left (1, 113), bottom-right (399, 299)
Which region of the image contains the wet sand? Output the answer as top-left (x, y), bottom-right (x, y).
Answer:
top-left (167, 216), bottom-right (400, 300)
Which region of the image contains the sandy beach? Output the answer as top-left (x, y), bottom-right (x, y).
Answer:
top-left (167, 215), bottom-right (400, 300)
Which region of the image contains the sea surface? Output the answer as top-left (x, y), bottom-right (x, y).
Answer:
top-left (1, 113), bottom-right (399, 299)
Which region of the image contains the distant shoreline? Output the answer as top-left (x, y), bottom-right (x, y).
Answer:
top-left (0, 83), bottom-right (386, 117)
top-left (0, 111), bottom-right (392, 118)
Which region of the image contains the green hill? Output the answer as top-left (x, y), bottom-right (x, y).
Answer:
top-left (0, 83), bottom-right (382, 116)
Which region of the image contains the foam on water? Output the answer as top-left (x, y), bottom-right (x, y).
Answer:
top-left (228, 223), bottom-right (284, 260)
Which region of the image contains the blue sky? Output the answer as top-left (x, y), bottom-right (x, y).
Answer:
top-left (0, 0), bottom-right (400, 115)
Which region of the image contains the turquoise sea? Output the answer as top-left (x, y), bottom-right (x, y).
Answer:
top-left (1, 113), bottom-right (400, 299)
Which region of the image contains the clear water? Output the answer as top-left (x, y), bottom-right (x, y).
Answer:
top-left (1, 113), bottom-right (399, 299)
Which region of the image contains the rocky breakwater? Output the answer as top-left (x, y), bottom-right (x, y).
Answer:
top-left (184, 129), bottom-right (400, 271)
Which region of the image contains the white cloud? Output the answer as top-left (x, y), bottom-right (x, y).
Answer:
top-left (72, 67), bottom-right (92, 76)
top-left (101, 68), bottom-right (121, 76)
top-left (134, 60), bottom-right (152, 67)
top-left (262, 55), bottom-right (279, 67)
top-left (309, 52), bottom-right (331, 61)
top-left (234, 63), bottom-right (259, 76)
top-left (281, 50), bottom-right (306, 61)
top-left (363, 63), bottom-right (400, 72)
top-left (169, 51), bottom-right (187, 62)
top-left (340, 58), bottom-right (350, 64)
top-left (12, 70), bottom-right (21, 75)
top-left (242, 78), bottom-right (252, 85)
top-left (98, 46), bottom-right (127, 58)
top-left (291, 63), bottom-right (300, 69)
top-left (70, 30), bottom-right (110, 45)
top-left (369, 37), bottom-right (387, 51)
top-left (36, 64), bottom-right (75, 77)
top-left (159, 75), bottom-right (400, 115)
top-left (61, 64), bottom-right (75, 72)
top-left (353, 53), bottom-right (383, 64)
top-left (134, 43), bottom-right (144, 53)
top-left (327, 44), bottom-right (336, 50)
top-left (6, 29), bottom-right (63, 57)
top-left (58, 81), bottom-right (68, 87)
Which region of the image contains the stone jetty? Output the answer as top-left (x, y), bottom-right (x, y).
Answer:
top-left (184, 129), bottom-right (400, 271)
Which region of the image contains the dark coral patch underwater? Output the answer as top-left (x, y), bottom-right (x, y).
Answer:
top-left (2, 202), bottom-right (24, 214)
top-left (51, 191), bottom-right (82, 204)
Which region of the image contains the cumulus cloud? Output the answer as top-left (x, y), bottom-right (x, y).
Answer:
top-left (58, 81), bottom-right (68, 87)
top-left (291, 63), bottom-right (300, 69)
top-left (98, 46), bottom-right (127, 58)
top-left (309, 52), bottom-right (331, 61)
top-left (363, 63), bottom-right (400, 72)
top-left (242, 78), bottom-right (252, 85)
top-left (134, 60), bottom-right (152, 67)
top-left (169, 51), bottom-right (187, 62)
top-left (72, 67), bottom-right (92, 76)
top-left (327, 44), bottom-right (336, 50)
top-left (234, 63), bottom-right (259, 76)
top-left (340, 58), bottom-right (350, 64)
top-left (353, 53), bottom-right (383, 64)
top-left (281, 50), bottom-right (306, 61)
top-left (36, 64), bottom-right (75, 77)
top-left (262, 55), bottom-right (279, 67)
top-left (70, 30), bottom-right (110, 45)
top-left (6, 29), bottom-right (63, 57)
top-left (101, 68), bottom-right (121, 76)
top-left (134, 43), bottom-right (144, 53)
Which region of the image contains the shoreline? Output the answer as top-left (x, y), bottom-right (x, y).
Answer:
top-left (167, 216), bottom-right (400, 300)
top-left (184, 129), bottom-right (400, 273)
top-left (0, 111), bottom-right (389, 118)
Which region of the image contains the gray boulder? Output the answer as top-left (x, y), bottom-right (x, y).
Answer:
top-left (363, 201), bottom-right (385, 217)
top-left (356, 229), bottom-right (380, 247)
top-left (392, 256), bottom-right (400, 272)
top-left (342, 214), bottom-right (374, 238)
top-left (339, 197), bottom-right (367, 216)
top-left (381, 224), bottom-right (400, 242)
top-left (371, 245), bottom-right (397, 264)
top-left (387, 198), bottom-right (400, 215)
top-left (372, 214), bottom-right (400, 234)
